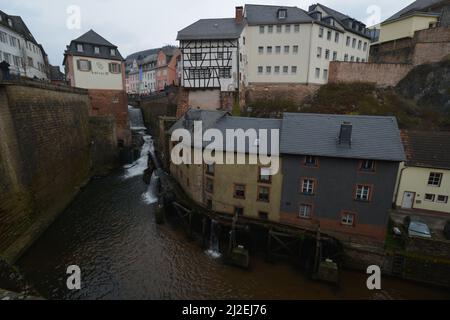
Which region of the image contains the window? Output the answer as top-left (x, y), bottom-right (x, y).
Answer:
top-left (0, 32), bottom-right (7, 43)
top-left (323, 69), bottom-right (328, 80)
top-left (109, 63), bottom-right (121, 73)
top-left (358, 40), bottom-right (362, 50)
top-left (301, 179), bottom-right (315, 195)
top-left (274, 66), bottom-right (280, 74)
top-left (293, 45), bottom-right (299, 54)
top-left (317, 47), bottom-right (322, 58)
top-left (285, 25), bottom-right (291, 33)
top-left (291, 66), bottom-right (297, 74)
top-left (294, 24), bottom-right (300, 32)
top-left (234, 184), bottom-right (246, 199)
top-left (219, 68), bottom-right (231, 78)
top-left (335, 32), bottom-right (340, 43)
top-left (258, 186), bottom-right (270, 202)
top-left (258, 66), bottom-right (263, 74)
top-left (217, 52), bottom-right (224, 59)
top-left (428, 172), bottom-right (443, 187)
top-left (77, 59), bottom-right (91, 71)
top-left (205, 178), bottom-right (214, 194)
top-left (243, 37), bottom-right (246, 45)
top-left (283, 66), bottom-right (288, 74)
top-left (319, 27), bottom-right (324, 38)
top-left (346, 36), bottom-right (350, 46)
top-left (13, 56), bottom-right (20, 67)
top-left (234, 207), bottom-right (244, 217)
top-left (77, 44), bottom-right (83, 52)
top-left (327, 30), bottom-right (332, 40)
top-left (344, 54), bottom-right (348, 61)
top-left (258, 46), bottom-right (264, 54)
top-left (275, 46), bottom-right (281, 54)
top-left (190, 53), bottom-right (202, 61)
top-left (437, 195), bottom-right (449, 204)
top-left (259, 167), bottom-right (272, 184)
top-left (352, 38), bottom-right (356, 48)
top-left (267, 46), bottom-right (272, 54)
top-left (355, 185), bottom-right (372, 201)
top-left (325, 49), bottom-right (330, 60)
top-left (299, 204), bottom-right (312, 219)
top-left (206, 164), bottom-right (215, 176)
top-left (278, 9), bottom-right (287, 19)
top-left (276, 25), bottom-right (282, 33)
top-left (360, 160), bottom-right (375, 172)
top-left (304, 156), bottom-right (318, 167)
top-left (350, 56), bottom-right (355, 62)
top-left (259, 26), bottom-right (265, 34)
top-left (266, 66), bottom-right (271, 74)
top-left (94, 46), bottom-right (100, 54)
top-left (258, 212), bottom-right (269, 220)
top-left (315, 68), bottom-right (320, 78)
top-left (284, 46), bottom-right (290, 54)
top-left (27, 57), bottom-right (33, 67)
top-left (363, 42), bottom-right (368, 51)
top-left (341, 212), bottom-right (355, 226)
top-left (333, 51), bottom-right (337, 61)
top-left (425, 194), bottom-right (435, 202)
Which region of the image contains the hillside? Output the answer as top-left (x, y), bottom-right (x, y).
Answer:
top-left (243, 59), bottom-right (450, 131)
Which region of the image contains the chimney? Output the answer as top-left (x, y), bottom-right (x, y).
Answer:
top-left (235, 6), bottom-right (244, 23)
top-left (339, 122), bottom-right (353, 146)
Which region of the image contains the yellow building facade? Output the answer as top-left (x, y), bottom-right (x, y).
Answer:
top-left (379, 14), bottom-right (439, 44)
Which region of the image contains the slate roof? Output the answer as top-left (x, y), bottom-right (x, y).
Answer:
top-left (383, 0), bottom-right (444, 24)
top-left (0, 10), bottom-right (40, 45)
top-left (401, 131), bottom-right (450, 169)
top-left (126, 48), bottom-right (160, 62)
top-left (280, 113), bottom-right (405, 161)
top-left (49, 65), bottom-right (65, 81)
top-left (64, 29), bottom-right (124, 61)
top-left (169, 109), bottom-right (281, 154)
top-left (310, 3), bottom-right (372, 39)
top-left (177, 18), bottom-right (245, 40)
top-left (244, 4), bottom-right (313, 25)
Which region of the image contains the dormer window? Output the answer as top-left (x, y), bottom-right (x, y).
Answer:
top-left (7, 19), bottom-right (12, 27)
top-left (278, 9), bottom-right (287, 20)
top-left (77, 44), bottom-right (84, 52)
top-left (110, 48), bottom-right (116, 56)
top-left (94, 46), bottom-right (100, 54)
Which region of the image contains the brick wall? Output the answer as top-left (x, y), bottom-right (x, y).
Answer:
top-left (245, 83), bottom-right (320, 105)
top-left (0, 82), bottom-right (92, 263)
top-left (88, 89), bottom-right (131, 146)
top-left (328, 62), bottom-right (413, 87)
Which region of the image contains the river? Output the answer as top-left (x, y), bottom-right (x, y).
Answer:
top-left (16, 109), bottom-right (450, 300)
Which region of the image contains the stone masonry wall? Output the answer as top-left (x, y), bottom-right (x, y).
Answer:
top-left (0, 82), bottom-right (92, 263)
top-left (245, 83), bottom-right (320, 105)
top-left (328, 62), bottom-right (413, 87)
top-left (88, 89), bottom-right (131, 147)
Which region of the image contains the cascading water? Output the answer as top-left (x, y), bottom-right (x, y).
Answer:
top-left (128, 105), bottom-right (146, 131)
top-left (142, 171), bottom-right (159, 204)
top-left (205, 220), bottom-right (221, 259)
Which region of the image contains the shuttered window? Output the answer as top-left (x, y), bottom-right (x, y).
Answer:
top-left (109, 63), bottom-right (121, 74)
top-left (77, 59), bottom-right (91, 71)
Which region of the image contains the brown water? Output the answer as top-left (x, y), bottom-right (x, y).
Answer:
top-left (17, 172), bottom-right (450, 300)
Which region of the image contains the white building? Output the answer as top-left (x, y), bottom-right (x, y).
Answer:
top-left (0, 10), bottom-right (48, 80)
top-left (242, 4), bottom-right (371, 85)
top-left (177, 3), bottom-right (371, 91)
top-left (63, 29), bottom-right (125, 90)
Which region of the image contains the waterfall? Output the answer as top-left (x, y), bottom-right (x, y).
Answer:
top-left (123, 135), bottom-right (154, 179)
top-left (142, 171), bottom-right (159, 204)
top-left (205, 220), bottom-right (221, 259)
top-left (128, 105), bottom-right (146, 131)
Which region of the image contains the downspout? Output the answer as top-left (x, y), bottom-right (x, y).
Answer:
top-left (306, 21), bottom-right (314, 84)
top-left (394, 165), bottom-right (407, 208)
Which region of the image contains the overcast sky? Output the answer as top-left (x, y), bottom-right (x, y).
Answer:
top-left (0, 0), bottom-right (412, 67)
